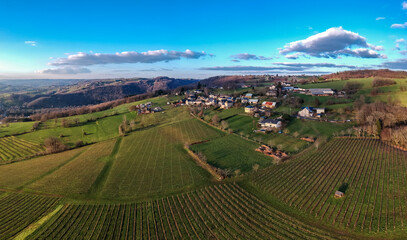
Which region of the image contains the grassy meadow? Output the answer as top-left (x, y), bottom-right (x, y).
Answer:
top-left (101, 119), bottom-right (222, 200)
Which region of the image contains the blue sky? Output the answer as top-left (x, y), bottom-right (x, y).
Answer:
top-left (0, 0), bottom-right (406, 79)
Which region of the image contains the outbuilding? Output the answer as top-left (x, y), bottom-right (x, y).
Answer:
top-left (334, 191), bottom-right (345, 198)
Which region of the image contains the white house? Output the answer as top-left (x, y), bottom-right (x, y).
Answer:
top-left (220, 101), bottom-right (233, 109)
top-left (245, 105), bottom-right (254, 113)
top-left (259, 119), bottom-right (282, 129)
top-left (262, 101), bottom-right (277, 109)
top-left (298, 107), bottom-right (325, 118)
top-left (245, 93), bottom-right (253, 98)
top-left (248, 98), bottom-right (259, 105)
top-left (308, 88), bottom-right (334, 96)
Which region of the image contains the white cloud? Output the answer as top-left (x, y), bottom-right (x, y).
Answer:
top-left (395, 38), bottom-right (406, 50)
top-left (403, 1), bottom-right (407, 9)
top-left (49, 49), bottom-right (208, 66)
top-left (230, 53), bottom-right (272, 61)
top-left (38, 67), bottom-right (91, 75)
top-left (24, 41), bottom-right (37, 46)
top-left (279, 27), bottom-right (385, 59)
top-left (391, 22), bottom-right (407, 28)
top-left (376, 17), bottom-right (386, 21)
top-left (272, 62), bottom-right (357, 69)
top-left (338, 48), bottom-right (387, 58)
top-left (200, 62), bottom-right (357, 72)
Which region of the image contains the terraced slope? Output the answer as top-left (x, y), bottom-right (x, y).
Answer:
top-left (29, 183), bottom-right (339, 240)
top-left (0, 136), bottom-right (43, 162)
top-left (252, 138), bottom-right (407, 232)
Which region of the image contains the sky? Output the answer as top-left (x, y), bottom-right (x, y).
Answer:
top-left (0, 0), bottom-right (407, 79)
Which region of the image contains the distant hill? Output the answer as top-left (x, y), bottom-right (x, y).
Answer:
top-left (199, 75), bottom-right (260, 87)
top-left (25, 77), bottom-right (196, 108)
top-left (322, 69), bottom-right (407, 80)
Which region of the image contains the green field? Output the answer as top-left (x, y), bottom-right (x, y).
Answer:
top-left (202, 108), bottom-right (309, 153)
top-left (252, 138), bottom-right (407, 233)
top-left (2, 97), bottom-right (185, 148)
top-left (286, 118), bottom-right (352, 138)
top-left (297, 77), bottom-right (407, 106)
top-left (27, 139), bottom-right (117, 196)
top-left (0, 136), bottom-right (43, 162)
top-left (0, 121), bottom-right (35, 137)
top-left (100, 119), bottom-right (223, 200)
top-left (29, 183), bottom-right (337, 240)
top-left (191, 134), bottom-right (273, 174)
top-left (0, 147), bottom-right (83, 189)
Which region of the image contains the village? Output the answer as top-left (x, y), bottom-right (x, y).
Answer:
top-left (177, 83), bottom-right (334, 133)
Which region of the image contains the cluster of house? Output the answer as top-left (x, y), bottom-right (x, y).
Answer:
top-left (184, 93), bottom-right (261, 109)
top-left (244, 101), bottom-right (282, 131)
top-left (185, 94), bottom-right (234, 109)
top-left (283, 87), bottom-right (335, 96)
top-left (134, 102), bottom-right (163, 114)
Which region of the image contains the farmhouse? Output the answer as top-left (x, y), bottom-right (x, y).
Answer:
top-left (241, 98), bottom-right (249, 104)
top-left (248, 98), bottom-right (259, 105)
top-left (245, 105), bottom-right (254, 113)
top-left (298, 107), bottom-right (325, 118)
top-left (308, 88), bottom-right (334, 96)
top-left (220, 101), bottom-right (233, 109)
top-left (266, 91), bottom-right (277, 97)
top-left (259, 119), bottom-right (282, 129)
top-left (262, 101), bottom-right (277, 109)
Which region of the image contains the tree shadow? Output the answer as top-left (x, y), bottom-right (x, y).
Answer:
top-left (338, 183), bottom-right (349, 193)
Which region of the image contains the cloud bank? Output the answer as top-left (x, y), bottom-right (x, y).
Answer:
top-left (391, 22), bottom-right (407, 28)
top-left (230, 53), bottom-right (272, 62)
top-left (200, 62), bottom-right (357, 72)
top-left (380, 59), bottom-right (407, 69)
top-left (49, 49), bottom-right (208, 66)
top-left (279, 27), bottom-right (386, 59)
top-left (38, 67), bottom-right (91, 75)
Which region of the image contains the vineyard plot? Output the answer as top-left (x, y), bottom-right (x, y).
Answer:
top-left (0, 147), bottom-right (84, 189)
top-left (251, 138), bottom-right (407, 232)
top-left (0, 192), bottom-right (60, 239)
top-left (101, 119), bottom-right (222, 199)
top-left (0, 136), bottom-right (43, 162)
top-left (29, 183), bottom-right (337, 240)
top-left (27, 139), bottom-right (117, 195)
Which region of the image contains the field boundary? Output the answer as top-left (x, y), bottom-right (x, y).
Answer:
top-left (184, 144), bottom-right (223, 181)
top-left (14, 204), bottom-right (64, 240)
top-left (87, 137), bottom-right (123, 197)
